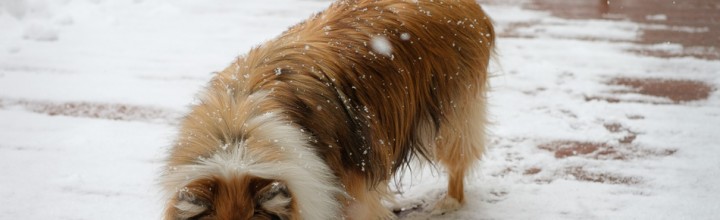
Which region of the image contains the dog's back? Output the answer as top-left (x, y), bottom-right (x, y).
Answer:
top-left (162, 0), bottom-right (494, 219)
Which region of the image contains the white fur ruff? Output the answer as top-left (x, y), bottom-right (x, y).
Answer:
top-left (163, 111), bottom-right (343, 220)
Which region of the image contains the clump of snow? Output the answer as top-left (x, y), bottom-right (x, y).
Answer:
top-left (1, 0), bottom-right (29, 19)
top-left (55, 16), bottom-right (74, 26)
top-left (370, 35), bottom-right (392, 57)
top-left (22, 23), bottom-right (58, 41)
top-left (643, 23), bottom-right (709, 33)
top-left (645, 14), bottom-right (667, 21)
top-left (400, 32), bottom-right (411, 41)
top-left (7, 46), bottom-right (21, 53)
top-left (1, 0), bottom-right (63, 42)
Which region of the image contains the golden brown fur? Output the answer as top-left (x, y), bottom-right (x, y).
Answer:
top-left (162, 0), bottom-right (494, 219)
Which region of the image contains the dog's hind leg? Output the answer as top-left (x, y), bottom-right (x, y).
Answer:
top-left (431, 93), bottom-right (487, 215)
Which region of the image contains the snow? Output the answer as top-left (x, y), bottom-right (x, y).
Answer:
top-left (370, 35), bottom-right (393, 57)
top-left (400, 32), bottom-right (411, 41)
top-left (1, 0), bottom-right (719, 219)
top-left (22, 23), bottom-right (59, 41)
top-left (646, 14), bottom-right (668, 21)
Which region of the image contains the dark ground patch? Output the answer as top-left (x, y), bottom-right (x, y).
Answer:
top-left (538, 140), bottom-right (676, 160)
top-left (563, 166), bottom-right (642, 185)
top-left (524, 0), bottom-right (720, 59)
top-left (610, 78), bottom-right (714, 103)
top-left (0, 98), bottom-right (179, 124)
top-left (586, 77), bottom-right (714, 104)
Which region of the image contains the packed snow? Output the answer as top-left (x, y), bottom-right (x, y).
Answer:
top-left (1, 0), bottom-right (719, 219)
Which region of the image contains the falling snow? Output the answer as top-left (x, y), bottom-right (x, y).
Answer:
top-left (370, 35), bottom-right (393, 57)
top-left (0, 1), bottom-right (718, 220)
top-left (400, 32), bottom-right (411, 41)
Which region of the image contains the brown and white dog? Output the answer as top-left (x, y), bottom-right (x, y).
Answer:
top-left (161, 0), bottom-right (494, 219)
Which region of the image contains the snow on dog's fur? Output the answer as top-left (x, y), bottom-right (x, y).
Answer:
top-left (161, 0), bottom-right (494, 219)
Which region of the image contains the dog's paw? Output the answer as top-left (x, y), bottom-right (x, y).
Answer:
top-left (431, 196), bottom-right (462, 215)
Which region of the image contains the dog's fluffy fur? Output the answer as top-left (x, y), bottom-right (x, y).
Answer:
top-left (161, 0), bottom-right (494, 219)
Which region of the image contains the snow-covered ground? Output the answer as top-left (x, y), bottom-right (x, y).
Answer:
top-left (1, 0), bottom-right (718, 219)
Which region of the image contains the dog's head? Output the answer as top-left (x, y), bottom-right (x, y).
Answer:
top-left (162, 81), bottom-right (349, 220)
top-left (162, 143), bottom-right (344, 220)
top-left (162, 111), bottom-right (343, 220)
top-left (168, 175), bottom-right (295, 220)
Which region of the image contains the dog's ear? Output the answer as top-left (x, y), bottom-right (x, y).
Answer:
top-left (173, 178), bottom-right (215, 219)
top-left (255, 181), bottom-right (292, 218)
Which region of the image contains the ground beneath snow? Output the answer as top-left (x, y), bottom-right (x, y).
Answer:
top-left (1, 0), bottom-right (719, 219)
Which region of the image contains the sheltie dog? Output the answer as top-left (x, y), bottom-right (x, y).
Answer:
top-left (161, 0), bottom-right (494, 219)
